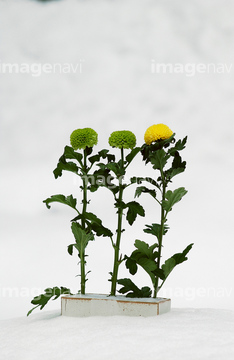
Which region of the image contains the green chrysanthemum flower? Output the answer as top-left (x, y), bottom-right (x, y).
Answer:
top-left (108, 130), bottom-right (136, 149)
top-left (70, 128), bottom-right (98, 150)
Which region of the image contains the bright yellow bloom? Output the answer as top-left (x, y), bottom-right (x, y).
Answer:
top-left (144, 124), bottom-right (173, 145)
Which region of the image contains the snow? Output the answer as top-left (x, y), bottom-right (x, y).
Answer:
top-left (1, 309), bottom-right (234, 359)
top-left (0, 2), bottom-right (234, 354)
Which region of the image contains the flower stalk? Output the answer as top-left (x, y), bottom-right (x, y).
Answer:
top-left (154, 169), bottom-right (166, 298)
top-left (110, 147), bottom-right (124, 296)
top-left (80, 147), bottom-right (88, 295)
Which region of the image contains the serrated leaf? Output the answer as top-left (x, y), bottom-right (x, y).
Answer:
top-left (168, 137), bottom-right (187, 156)
top-left (134, 240), bottom-right (157, 259)
top-left (88, 154), bottom-right (101, 165)
top-left (141, 134), bottom-right (175, 163)
top-left (53, 157), bottom-right (79, 179)
top-left (143, 223), bottom-right (169, 240)
top-left (71, 222), bottom-right (94, 254)
top-left (165, 152), bottom-right (186, 180)
top-left (85, 212), bottom-right (113, 237)
top-left (129, 241), bottom-right (159, 286)
top-left (63, 146), bottom-right (83, 164)
top-left (107, 162), bottom-right (125, 177)
top-left (27, 286), bottom-right (71, 316)
top-left (149, 149), bottom-right (170, 170)
top-left (53, 146), bottom-right (83, 178)
top-left (161, 243), bottom-right (194, 280)
top-left (98, 149), bottom-right (115, 162)
top-left (91, 168), bottom-right (116, 192)
top-left (117, 278), bottom-right (152, 298)
top-left (162, 187), bottom-right (187, 213)
top-left (135, 186), bottom-right (157, 199)
top-left (126, 201), bottom-right (145, 225)
top-left (43, 194), bottom-right (78, 211)
top-left (170, 243), bottom-right (194, 265)
top-left (161, 258), bottom-right (176, 278)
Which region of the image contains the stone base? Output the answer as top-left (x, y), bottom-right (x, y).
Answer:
top-left (61, 294), bottom-right (171, 317)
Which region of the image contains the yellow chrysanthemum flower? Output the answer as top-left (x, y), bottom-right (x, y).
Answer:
top-left (144, 124), bottom-right (173, 145)
top-left (70, 128), bottom-right (98, 150)
top-left (109, 130), bottom-right (136, 149)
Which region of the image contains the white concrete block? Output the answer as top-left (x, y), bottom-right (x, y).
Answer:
top-left (61, 294), bottom-right (171, 317)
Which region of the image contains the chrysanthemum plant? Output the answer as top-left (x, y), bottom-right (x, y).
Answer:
top-left (27, 124), bottom-right (193, 315)
top-left (27, 128), bottom-right (114, 315)
top-left (91, 130), bottom-right (145, 296)
top-left (117, 124), bottom-right (193, 298)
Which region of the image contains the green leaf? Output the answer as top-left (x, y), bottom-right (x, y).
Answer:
top-left (63, 146), bottom-right (83, 164)
top-left (130, 176), bottom-right (145, 185)
top-left (170, 243), bottom-right (194, 265)
top-left (162, 187), bottom-right (188, 213)
top-left (98, 149), bottom-right (115, 162)
top-left (143, 223), bottom-right (169, 240)
top-left (134, 240), bottom-right (158, 260)
top-left (135, 186), bottom-right (157, 200)
top-left (90, 168), bottom-right (117, 193)
top-left (107, 162), bottom-right (125, 177)
top-left (43, 194), bottom-right (78, 211)
top-left (161, 258), bottom-right (176, 278)
top-left (165, 152), bottom-right (186, 180)
top-left (85, 212), bottom-right (113, 237)
top-left (127, 241), bottom-right (159, 286)
top-left (161, 243), bottom-right (194, 280)
top-left (125, 147), bottom-right (141, 165)
top-left (168, 137), bottom-right (187, 156)
top-left (117, 278), bottom-right (152, 298)
top-left (141, 134), bottom-right (175, 163)
top-left (125, 256), bottom-right (138, 275)
top-left (149, 149), bottom-right (170, 170)
top-left (126, 201), bottom-right (145, 225)
top-left (71, 212), bottom-right (113, 237)
top-left (53, 157), bottom-right (79, 179)
top-left (88, 154), bottom-right (100, 165)
top-left (67, 244), bottom-right (76, 256)
top-left (53, 146), bottom-right (84, 178)
top-left (27, 286), bottom-right (71, 316)
top-left (71, 222), bottom-right (94, 254)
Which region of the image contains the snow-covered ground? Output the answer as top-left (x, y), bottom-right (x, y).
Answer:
top-left (1, 309), bottom-right (234, 360)
top-left (0, 2), bottom-right (234, 352)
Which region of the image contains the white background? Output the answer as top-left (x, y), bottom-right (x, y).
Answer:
top-left (0, 0), bottom-right (234, 320)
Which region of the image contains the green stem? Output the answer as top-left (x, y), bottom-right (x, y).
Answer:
top-left (154, 170), bottom-right (166, 298)
top-left (80, 148), bottom-right (88, 295)
top-left (110, 147), bottom-right (124, 296)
